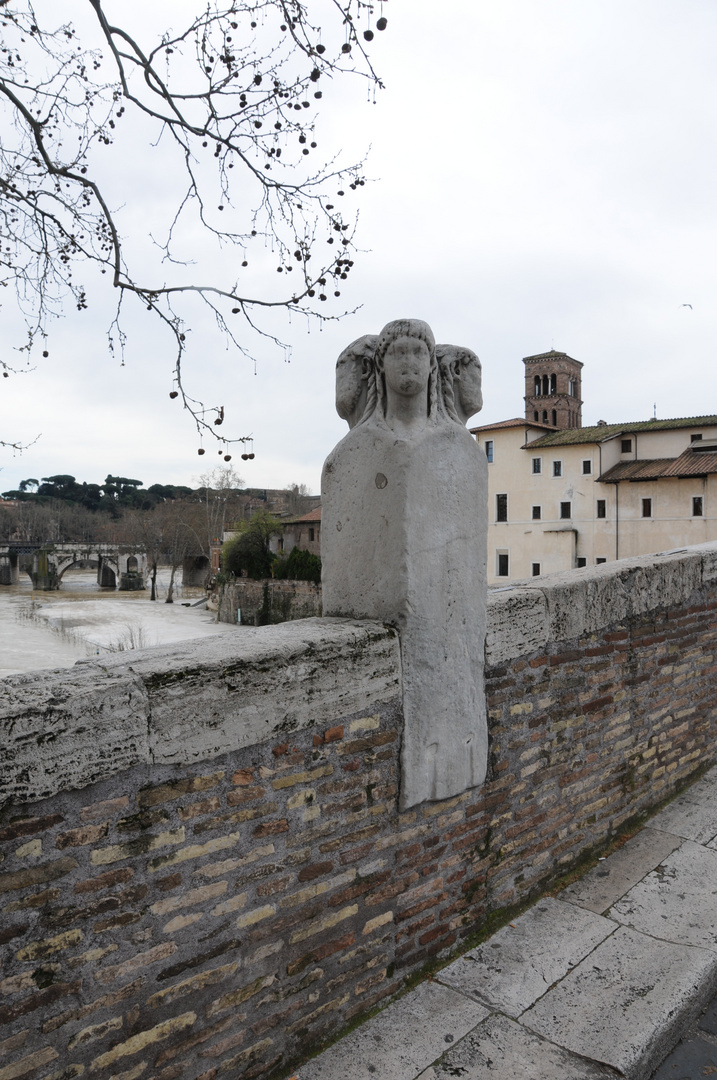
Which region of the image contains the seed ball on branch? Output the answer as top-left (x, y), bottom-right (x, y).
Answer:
top-left (169, 391), bottom-right (178, 399)
top-left (377, 17), bottom-right (387, 30)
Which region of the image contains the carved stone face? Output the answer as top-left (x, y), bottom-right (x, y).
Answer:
top-left (456, 351), bottom-right (482, 422)
top-left (335, 348), bottom-right (364, 421)
top-left (383, 335), bottom-right (431, 398)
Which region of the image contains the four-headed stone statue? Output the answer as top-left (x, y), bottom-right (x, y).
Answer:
top-left (322, 320), bottom-right (488, 809)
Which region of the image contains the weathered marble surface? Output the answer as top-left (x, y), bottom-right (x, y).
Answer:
top-left (322, 319), bottom-right (488, 808)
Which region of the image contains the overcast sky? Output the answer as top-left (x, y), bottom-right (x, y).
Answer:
top-left (2, 0), bottom-right (717, 495)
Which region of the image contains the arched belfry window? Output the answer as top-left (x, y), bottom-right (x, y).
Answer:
top-left (534, 376), bottom-right (541, 396)
top-left (534, 411), bottom-right (539, 421)
top-left (542, 375), bottom-right (549, 396)
top-left (552, 409), bottom-right (557, 426)
top-left (550, 373), bottom-right (557, 394)
top-left (542, 410), bottom-right (548, 423)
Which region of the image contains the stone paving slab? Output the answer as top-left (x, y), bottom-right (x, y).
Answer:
top-left (436, 897), bottom-right (613, 1017)
top-left (415, 1014), bottom-right (621, 1080)
top-left (522, 925), bottom-right (717, 1080)
top-left (559, 829), bottom-right (683, 914)
top-left (674, 766), bottom-right (717, 806)
top-left (610, 840), bottom-right (717, 951)
top-left (294, 980), bottom-right (489, 1080)
top-left (649, 795), bottom-right (717, 845)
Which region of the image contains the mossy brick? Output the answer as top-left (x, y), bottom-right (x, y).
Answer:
top-left (4, 887), bottom-right (61, 913)
top-left (91, 828), bottom-right (185, 866)
top-left (73, 868), bottom-right (133, 895)
top-left (253, 819), bottom-right (289, 838)
top-left (146, 961), bottom-right (239, 1010)
top-left (190, 843), bottom-right (275, 880)
top-left (149, 832), bottom-right (242, 871)
top-left (0, 1046), bottom-right (58, 1080)
top-left (42, 977), bottom-right (143, 1033)
top-left (0, 858), bottom-right (78, 894)
top-left (155, 939), bottom-right (242, 983)
top-left (67, 1015), bottom-right (123, 1052)
top-left (178, 798), bottom-right (221, 822)
top-left (90, 1012), bottom-right (197, 1071)
top-left (137, 773), bottom-right (225, 808)
top-left (0, 981), bottom-right (82, 1026)
top-left (193, 804), bottom-right (276, 835)
top-left (0, 815), bottom-right (63, 843)
top-left (16, 929), bottom-right (82, 961)
top-left (206, 974), bottom-right (275, 1018)
top-left (150, 880), bottom-right (227, 917)
top-left (55, 823), bottom-right (109, 850)
top-left (116, 808), bottom-right (170, 833)
top-left (94, 941), bottom-right (177, 984)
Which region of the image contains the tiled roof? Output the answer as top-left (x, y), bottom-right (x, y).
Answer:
top-left (527, 415), bottom-right (717, 448)
top-left (600, 448), bottom-right (717, 482)
top-left (285, 506), bottom-right (321, 524)
top-left (523, 350), bottom-right (582, 366)
top-left (470, 418), bottom-right (556, 434)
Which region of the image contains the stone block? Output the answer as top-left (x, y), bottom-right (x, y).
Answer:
top-left (523, 925), bottom-right (717, 1080)
top-left (416, 1014), bottom-right (620, 1080)
top-left (437, 897), bottom-right (613, 1016)
top-left (297, 979), bottom-right (488, 1080)
top-left (485, 588), bottom-right (549, 666)
top-left (559, 828), bottom-right (683, 914)
top-left (610, 841), bottom-right (717, 949)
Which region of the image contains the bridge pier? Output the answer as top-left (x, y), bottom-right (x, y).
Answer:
top-left (0, 552), bottom-right (19, 586)
top-left (31, 549), bottom-right (59, 590)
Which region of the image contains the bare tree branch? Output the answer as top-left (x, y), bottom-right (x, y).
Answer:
top-left (0, 0), bottom-right (385, 451)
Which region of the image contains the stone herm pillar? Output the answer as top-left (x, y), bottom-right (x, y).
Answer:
top-left (321, 319), bottom-right (488, 810)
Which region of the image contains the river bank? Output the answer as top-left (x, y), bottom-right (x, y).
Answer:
top-left (0, 568), bottom-right (237, 679)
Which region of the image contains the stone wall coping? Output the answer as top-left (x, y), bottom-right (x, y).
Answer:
top-left (0, 618), bottom-right (400, 808)
top-left (3, 542), bottom-right (717, 808)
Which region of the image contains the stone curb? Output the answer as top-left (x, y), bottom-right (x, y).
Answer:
top-left (295, 765), bottom-right (717, 1080)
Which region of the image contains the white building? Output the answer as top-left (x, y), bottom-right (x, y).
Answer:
top-left (472, 361), bottom-right (717, 584)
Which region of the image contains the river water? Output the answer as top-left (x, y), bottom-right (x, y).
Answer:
top-left (0, 569), bottom-right (236, 679)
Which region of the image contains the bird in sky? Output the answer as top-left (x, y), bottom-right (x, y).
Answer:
top-left (680, 303), bottom-right (693, 309)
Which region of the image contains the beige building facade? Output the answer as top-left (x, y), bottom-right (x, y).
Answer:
top-left (472, 415), bottom-right (717, 584)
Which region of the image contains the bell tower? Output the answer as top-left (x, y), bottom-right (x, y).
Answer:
top-left (523, 350), bottom-right (583, 429)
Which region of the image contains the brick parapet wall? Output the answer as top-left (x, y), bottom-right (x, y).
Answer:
top-left (1, 544), bottom-right (716, 1079)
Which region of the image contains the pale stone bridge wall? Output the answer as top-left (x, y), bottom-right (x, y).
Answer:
top-left (0, 544), bottom-right (715, 1079)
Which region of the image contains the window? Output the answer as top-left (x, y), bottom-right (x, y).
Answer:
top-left (596, 500), bottom-right (606, 519)
top-left (533, 411), bottom-right (539, 422)
top-left (532, 563), bottom-right (541, 577)
top-left (551, 409), bottom-right (557, 427)
top-left (542, 410), bottom-right (548, 424)
top-left (691, 433), bottom-right (703, 443)
top-left (642, 498), bottom-right (652, 517)
top-left (534, 376), bottom-right (541, 396)
top-left (309, 528), bottom-right (315, 542)
top-left (496, 494), bottom-right (508, 522)
top-left (278, 537), bottom-right (284, 552)
top-left (596, 557), bottom-right (607, 565)
top-left (550, 373), bottom-right (557, 394)
top-left (560, 501), bottom-right (572, 519)
top-left (569, 377), bottom-right (578, 398)
top-left (542, 375), bottom-right (549, 396)
top-left (576, 557), bottom-right (587, 568)
top-left (532, 457), bottom-right (541, 474)
top-left (621, 439), bottom-right (632, 453)
top-left (485, 440), bottom-right (494, 463)
top-left (496, 552), bottom-right (509, 577)
top-left (532, 505), bottom-right (541, 520)
top-left (693, 496), bottom-right (704, 516)
top-left (582, 460), bottom-right (592, 475)
top-left (553, 460), bottom-right (562, 477)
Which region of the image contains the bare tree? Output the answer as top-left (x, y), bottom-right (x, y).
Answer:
top-left (0, 0), bottom-right (386, 449)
